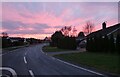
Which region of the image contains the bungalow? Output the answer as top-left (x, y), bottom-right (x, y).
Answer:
top-left (78, 22), bottom-right (120, 48)
top-left (8, 37), bottom-right (25, 43)
top-left (86, 22), bottom-right (120, 52)
top-left (87, 22), bottom-right (120, 41)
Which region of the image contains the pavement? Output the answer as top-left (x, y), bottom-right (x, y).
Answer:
top-left (1, 43), bottom-right (107, 77)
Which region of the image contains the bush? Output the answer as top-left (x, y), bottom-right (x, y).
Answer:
top-left (12, 41), bottom-right (24, 46)
top-left (116, 34), bottom-right (120, 54)
top-left (86, 34), bottom-right (117, 53)
top-left (2, 37), bottom-right (11, 48)
top-left (57, 37), bottom-right (77, 50)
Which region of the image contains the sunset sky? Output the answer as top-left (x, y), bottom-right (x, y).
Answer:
top-left (1, 2), bottom-right (118, 39)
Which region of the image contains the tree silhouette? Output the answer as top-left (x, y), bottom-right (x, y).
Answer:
top-left (51, 31), bottom-right (64, 46)
top-left (2, 32), bottom-right (8, 38)
top-left (109, 34), bottom-right (115, 53)
top-left (83, 21), bottom-right (94, 35)
top-left (78, 32), bottom-right (85, 37)
top-left (61, 26), bottom-right (72, 36)
top-left (116, 33), bottom-right (120, 53)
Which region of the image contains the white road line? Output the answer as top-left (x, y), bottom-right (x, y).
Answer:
top-left (29, 70), bottom-right (35, 77)
top-left (56, 58), bottom-right (105, 76)
top-left (41, 50), bottom-right (44, 54)
top-left (51, 57), bottom-right (55, 60)
top-left (25, 52), bottom-right (27, 56)
top-left (0, 67), bottom-right (17, 77)
top-left (41, 49), bottom-right (45, 54)
top-left (24, 56), bottom-right (27, 64)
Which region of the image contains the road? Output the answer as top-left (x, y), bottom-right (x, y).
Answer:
top-left (1, 44), bottom-right (106, 77)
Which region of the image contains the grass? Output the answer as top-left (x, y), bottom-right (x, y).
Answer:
top-left (54, 52), bottom-right (119, 74)
top-left (42, 46), bottom-right (70, 52)
top-left (2, 45), bottom-right (29, 52)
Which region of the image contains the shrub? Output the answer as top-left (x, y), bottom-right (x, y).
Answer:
top-left (57, 37), bottom-right (77, 50)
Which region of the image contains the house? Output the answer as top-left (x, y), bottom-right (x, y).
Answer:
top-left (76, 32), bottom-right (86, 48)
top-left (86, 22), bottom-right (120, 52)
top-left (9, 37), bottom-right (25, 43)
top-left (87, 22), bottom-right (120, 39)
top-left (78, 22), bottom-right (120, 48)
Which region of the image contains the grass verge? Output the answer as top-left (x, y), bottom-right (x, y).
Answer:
top-left (42, 46), bottom-right (70, 52)
top-left (2, 45), bottom-right (29, 52)
top-left (54, 52), bottom-right (119, 74)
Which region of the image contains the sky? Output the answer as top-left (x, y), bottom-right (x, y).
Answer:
top-left (1, 2), bottom-right (118, 39)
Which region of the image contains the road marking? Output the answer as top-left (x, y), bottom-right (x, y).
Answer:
top-left (51, 57), bottom-right (55, 60)
top-left (41, 50), bottom-right (44, 54)
top-left (56, 58), bottom-right (105, 76)
top-left (40, 48), bottom-right (45, 54)
top-left (24, 56), bottom-right (27, 64)
top-left (25, 52), bottom-right (27, 56)
top-left (0, 75), bottom-right (10, 77)
top-left (29, 70), bottom-right (35, 77)
top-left (0, 67), bottom-right (17, 77)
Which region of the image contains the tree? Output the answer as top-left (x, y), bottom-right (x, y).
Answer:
top-left (109, 34), bottom-right (115, 53)
top-left (1, 32), bottom-right (11, 48)
top-left (57, 36), bottom-right (77, 50)
top-left (61, 26), bottom-right (72, 36)
top-left (86, 37), bottom-right (90, 51)
top-left (103, 35), bottom-right (109, 52)
top-left (71, 26), bottom-right (77, 37)
top-left (78, 32), bottom-right (85, 38)
top-left (83, 21), bottom-right (94, 35)
top-left (2, 32), bottom-right (8, 38)
top-left (51, 31), bottom-right (64, 46)
top-left (116, 33), bottom-right (120, 53)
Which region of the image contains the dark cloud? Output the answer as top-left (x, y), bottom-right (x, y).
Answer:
top-left (2, 21), bottom-right (52, 34)
top-left (2, 21), bottom-right (25, 30)
top-left (33, 23), bottom-right (51, 29)
top-left (6, 29), bottom-right (44, 34)
top-left (2, 21), bottom-right (28, 34)
top-left (5, 29), bottom-right (52, 35)
top-left (53, 25), bottom-right (63, 28)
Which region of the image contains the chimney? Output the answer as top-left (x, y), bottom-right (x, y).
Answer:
top-left (102, 22), bottom-right (106, 29)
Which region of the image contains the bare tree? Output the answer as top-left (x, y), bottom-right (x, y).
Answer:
top-left (71, 26), bottom-right (77, 37)
top-left (83, 21), bottom-right (94, 35)
top-left (1, 32), bottom-right (8, 38)
top-left (61, 26), bottom-right (72, 36)
top-left (60, 26), bottom-right (78, 37)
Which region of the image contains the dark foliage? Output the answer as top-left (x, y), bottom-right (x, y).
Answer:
top-left (50, 31), bottom-right (77, 50)
top-left (116, 33), bottom-right (120, 54)
top-left (2, 37), bottom-right (11, 48)
top-left (50, 31), bottom-right (63, 47)
top-left (109, 34), bottom-right (115, 53)
top-left (27, 38), bottom-right (39, 44)
top-left (57, 36), bottom-right (77, 50)
top-left (78, 32), bottom-right (85, 37)
top-left (86, 34), bottom-right (118, 53)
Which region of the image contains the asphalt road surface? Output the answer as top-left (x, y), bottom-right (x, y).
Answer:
top-left (1, 44), bottom-right (106, 77)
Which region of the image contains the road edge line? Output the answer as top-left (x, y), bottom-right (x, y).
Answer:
top-left (41, 44), bottom-right (105, 76)
top-left (29, 70), bottom-right (35, 77)
top-left (56, 58), bottom-right (105, 76)
top-left (0, 67), bottom-right (17, 77)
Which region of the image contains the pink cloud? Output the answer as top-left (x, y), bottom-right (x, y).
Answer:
top-left (2, 2), bottom-right (118, 39)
